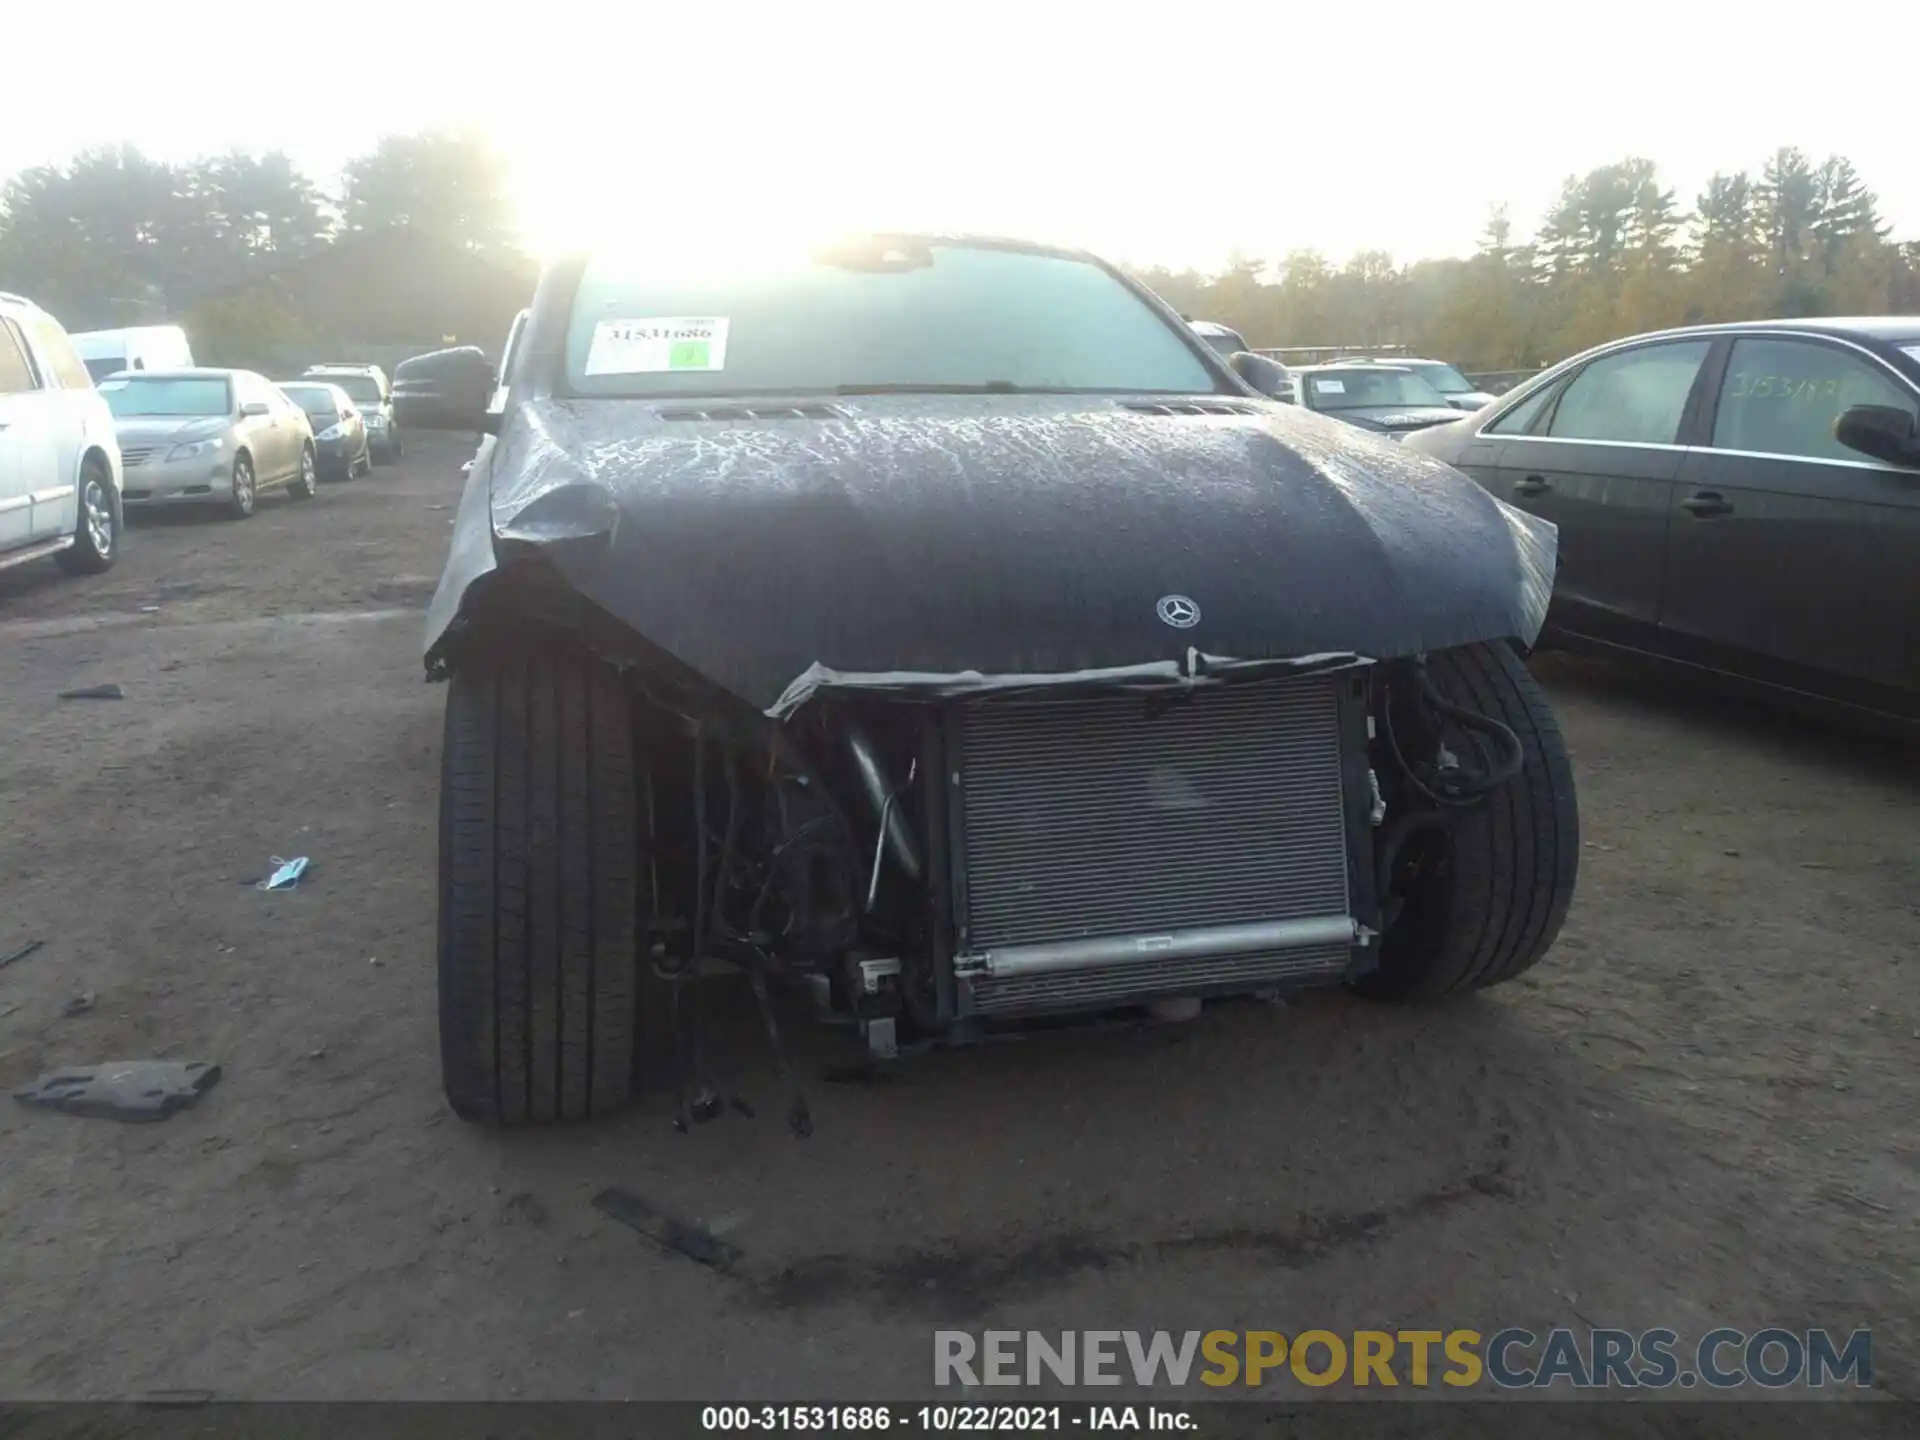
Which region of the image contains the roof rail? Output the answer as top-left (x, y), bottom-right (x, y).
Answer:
top-left (0, 290), bottom-right (37, 308)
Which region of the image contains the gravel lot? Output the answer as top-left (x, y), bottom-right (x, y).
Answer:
top-left (0, 433), bottom-right (1915, 1401)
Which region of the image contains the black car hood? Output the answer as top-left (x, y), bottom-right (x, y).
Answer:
top-left (425, 394), bottom-right (1554, 716)
top-left (1321, 406), bottom-right (1468, 432)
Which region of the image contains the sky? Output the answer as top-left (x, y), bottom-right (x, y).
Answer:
top-left (6, 0), bottom-right (1912, 272)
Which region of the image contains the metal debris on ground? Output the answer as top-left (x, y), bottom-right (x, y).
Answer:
top-left (592, 1187), bottom-right (743, 1272)
top-left (13, 1060), bottom-right (222, 1123)
top-left (62, 990), bottom-right (96, 1017)
top-left (1, 939), bottom-right (45, 970)
top-left (58, 683), bottom-right (125, 700)
top-left (257, 856), bottom-right (311, 891)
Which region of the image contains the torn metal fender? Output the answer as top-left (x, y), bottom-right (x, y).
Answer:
top-left (423, 438), bottom-right (502, 665)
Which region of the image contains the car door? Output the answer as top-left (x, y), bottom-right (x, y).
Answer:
top-left (0, 316), bottom-right (69, 543)
top-left (1483, 338), bottom-right (1713, 649)
top-left (0, 320), bottom-right (36, 549)
top-left (16, 312), bottom-right (91, 541)
top-left (238, 373), bottom-right (290, 483)
top-left (1658, 334), bottom-right (1920, 709)
top-left (271, 381), bottom-right (310, 481)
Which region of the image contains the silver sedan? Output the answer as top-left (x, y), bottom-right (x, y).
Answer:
top-left (101, 368), bottom-right (318, 519)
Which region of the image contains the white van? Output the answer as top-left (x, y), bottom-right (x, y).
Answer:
top-left (69, 325), bottom-right (195, 382)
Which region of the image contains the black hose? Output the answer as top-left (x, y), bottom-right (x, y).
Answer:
top-left (1413, 665), bottom-right (1525, 793)
top-left (1381, 660), bottom-right (1525, 809)
top-left (745, 948), bottom-right (813, 1139)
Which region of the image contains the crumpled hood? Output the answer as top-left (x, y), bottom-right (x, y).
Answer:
top-left (433, 393), bottom-right (1554, 714)
top-left (112, 416), bottom-right (227, 446)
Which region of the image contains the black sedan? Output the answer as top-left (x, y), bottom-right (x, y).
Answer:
top-left (1401, 318), bottom-right (1920, 724)
top-left (1293, 363), bottom-right (1470, 439)
top-left (399, 233), bottom-right (1579, 1127)
top-left (277, 382), bottom-right (371, 481)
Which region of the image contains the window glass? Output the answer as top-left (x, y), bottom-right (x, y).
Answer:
top-left (22, 316), bottom-right (93, 389)
top-left (1712, 337), bottom-right (1919, 463)
top-left (310, 372), bottom-right (382, 403)
top-left (1303, 367), bottom-right (1450, 411)
top-left (565, 239), bottom-right (1220, 397)
top-left (83, 356), bottom-right (128, 382)
top-left (1546, 341), bottom-right (1711, 444)
top-left (99, 376), bottom-right (231, 417)
top-left (0, 321), bottom-right (37, 394)
top-left (1411, 362), bottom-right (1473, 394)
top-left (1484, 381), bottom-right (1559, 435)
top-left (280, 385), bottom-right (344, 422)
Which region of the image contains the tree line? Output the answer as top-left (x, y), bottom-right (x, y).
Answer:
top-left (2, 136), bottom-right (1914, 372)
top-left (1132, 148), bottom-right (1920, 374)
top-left (0, 132), bottom-right (514, 330)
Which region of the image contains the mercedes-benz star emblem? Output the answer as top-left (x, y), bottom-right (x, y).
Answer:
top-left (1156, 594), bottom-right (1201, 629)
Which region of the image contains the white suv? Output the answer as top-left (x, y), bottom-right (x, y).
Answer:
top-left (0, 292), bottom-right (124, 576)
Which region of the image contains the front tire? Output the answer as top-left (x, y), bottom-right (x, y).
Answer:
top-left (57, 455), bottom-right (118, 575)
top-left (1356, 641), bottom-right (1579, 1001)
top-left (438, 646), bottom-right (643, 1124)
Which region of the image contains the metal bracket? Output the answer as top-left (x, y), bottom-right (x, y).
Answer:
top-left (862, 1016), bottom-right (898, 1061)
top-left (858, 957), bottom-right (902, 995)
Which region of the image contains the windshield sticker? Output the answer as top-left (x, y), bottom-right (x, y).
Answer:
top-left (585, 317), bottom-right (730, 375)
top-left (1314, 378), bottom-right (1346, 394)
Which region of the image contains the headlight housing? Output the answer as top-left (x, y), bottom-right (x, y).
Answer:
top-left (165, 436), bottom-right (225, 461)
top-left (316, 423), bottom-right (344, 441)
top-left (364, 412), bottom-right (386, 427)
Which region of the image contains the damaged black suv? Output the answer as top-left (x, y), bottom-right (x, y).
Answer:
top-left (409, 234), bottom-right (1579, 1127)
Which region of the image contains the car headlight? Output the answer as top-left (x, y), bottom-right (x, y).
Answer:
top-left (165, 436), bottom-right (225, 461)
top-left (364, 412), bottom-right (386, 427)
top-left (316, 423), bottom-right (344, 441)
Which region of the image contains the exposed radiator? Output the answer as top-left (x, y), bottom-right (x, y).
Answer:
top-left (953, 671), bottom-right (1359, 1016)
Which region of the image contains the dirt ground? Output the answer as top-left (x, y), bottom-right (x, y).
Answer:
top-left (0, 432), bottom-right (1914, 1402)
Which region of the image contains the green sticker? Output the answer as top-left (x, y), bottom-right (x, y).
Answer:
top-left (669, 340), bottom-right (711, 369)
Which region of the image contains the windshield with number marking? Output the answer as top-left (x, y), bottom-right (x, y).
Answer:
top-left (564, 239), bottom-right (1221, 399)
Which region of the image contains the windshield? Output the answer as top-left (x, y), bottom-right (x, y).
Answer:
top-left (313, 373), bottom-right (382, 403)
top-left (84, 356), bottom-right (127, 382)
top-left (1304, 368), bottom-right (1450, 411)
top-left (1410, 362), bottom-right (1475, 394)
top-left (565, 239), bottom-right (1220, 398)
top-left (281, 385), bottom-right (342, 421)
top-left (98, 376), bottom-right (231, 418)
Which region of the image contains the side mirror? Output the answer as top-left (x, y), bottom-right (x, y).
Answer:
top-left (1228, 351), bottom-right (1293, 401)
top-left (240, 401), bottom-right (269, 417)
top-left (392, 344), bottom-right (493, 433)
top-left (1834, 404), bottom-right (1920, 468)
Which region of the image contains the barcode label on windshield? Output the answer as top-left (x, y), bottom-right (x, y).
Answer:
top-left (585, 317), bottom-right (730, 375)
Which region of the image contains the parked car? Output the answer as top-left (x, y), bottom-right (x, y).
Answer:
top-left (302, 363), bottom-right (399, 461)
top-left (278, 381), bottom-right (371, 480)
top-left (1190, 320), bottom-right (1250, 357)
top-left (1330, 356), bottom-right (1495, 411)
top-left (101, 368), bottom-right (317, 519)
top-left (408, 233), bottom-right (1575, 1126)
top-left (68, 325), bottom-right (194, 382)
top-left (1293, 362), bottom-right (1470, 438)
top-left (1400, 317), bottom-right (1920, 724)
top-left (393, 345), bottom-right (493, 435)
top-left (1189, 321), bottom-right (1295, 400)
top-left (0, 291), bottom-right (123, 576)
